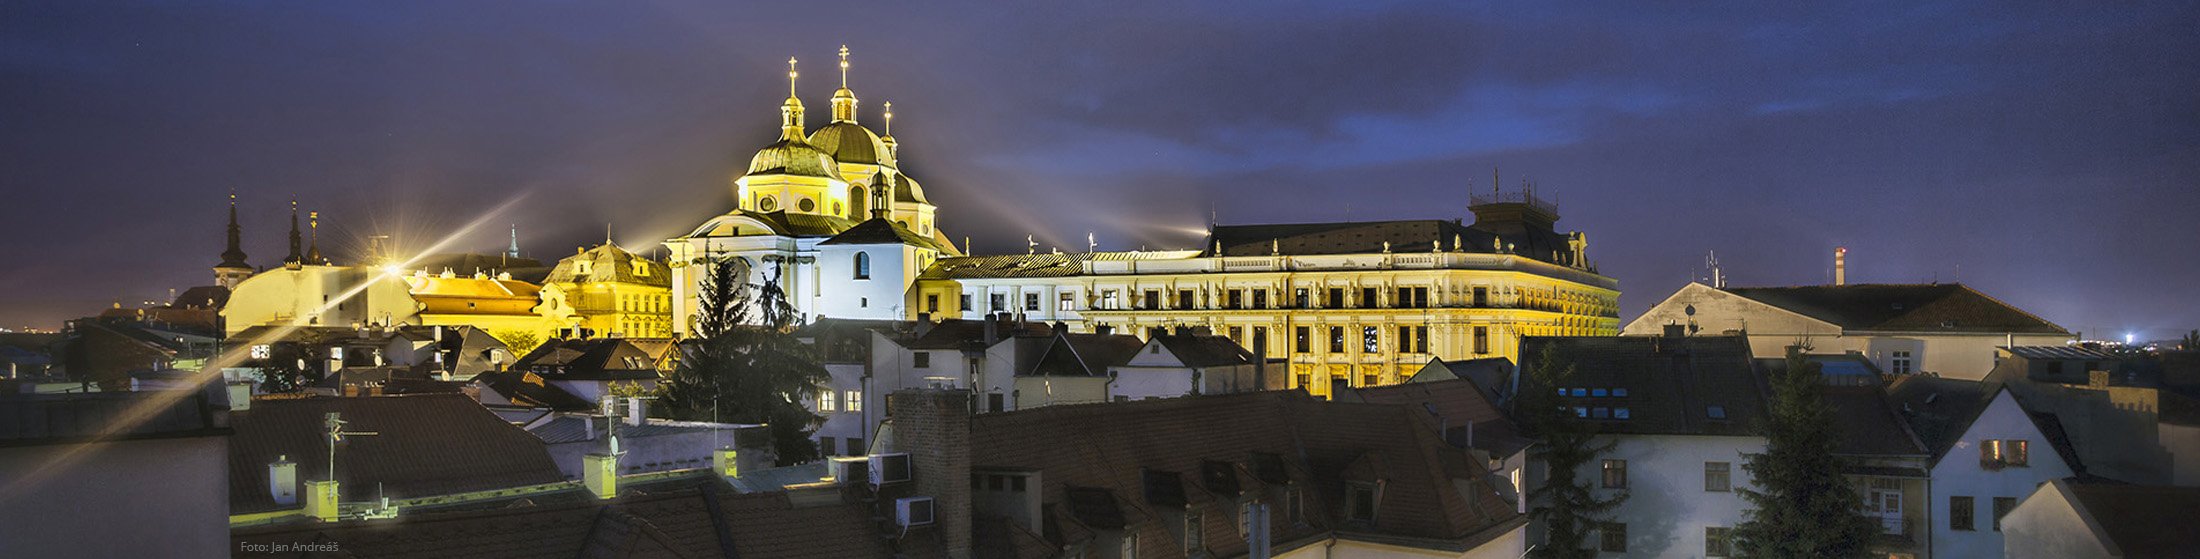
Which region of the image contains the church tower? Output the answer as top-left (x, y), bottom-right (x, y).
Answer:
top-left (735, 57), bottom-right (850, 216)
top-left (283, 199), bottom-right (304, 267)
top-left (214, 191), bottom-right (253, 289)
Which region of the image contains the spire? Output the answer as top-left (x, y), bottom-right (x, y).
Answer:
top-left (830, 45), bottom-right (859, 123)
top-left (507, 224), bottom-right (520, 258)
top-left (880, 101), bottom-right (898, 160)
top-left (218, 190), bottom-right (249, 269)
top-left (779, 57), bottom-right (805, 140)
top-left (285, 198), bottom-right (303, 265)
top-left (306, 210), bottom-right (325, 265)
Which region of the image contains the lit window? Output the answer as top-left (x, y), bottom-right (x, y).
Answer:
top-left (1982, 439), bottom-right (2005, 468)
top-left (1614, 407), bottom-right (1631, 419)
top-left (2009, 440), bottom-right (2029, 467)
top-left (1101, 290), bottom-right (1120, 310)
top-left (844, 390), bottom-right (861, 412)
top-left (818, 390), bottom-right (836, 412)
top-left (250, 345), bottom-right (270, 359)
top-left (1058, 292), bottom-right (1075, 312)
top-left (1362, 326), bottom-right (1380, 353)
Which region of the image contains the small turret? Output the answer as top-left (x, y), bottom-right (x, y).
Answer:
top-left (216, 191), bottom-right (252, 288)
top-left (284, 198), bottom-right (304, 266)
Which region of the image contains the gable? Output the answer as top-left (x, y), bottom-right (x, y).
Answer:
top-left (1932, 390), bottom-right (2073, 473)
top-left (1622, 282), bottom-right (1843, 337)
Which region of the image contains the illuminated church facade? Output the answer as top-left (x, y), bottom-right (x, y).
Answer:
top-left (665, 49), bottom-right (959, 334)
top-left (666, 50), bottom-right (1619, 394)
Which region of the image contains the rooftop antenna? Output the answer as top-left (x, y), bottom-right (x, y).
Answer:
top-left (323, 412), bottom-right (378, 482)
top-left (1704, 250), bottom-right (1726, 288)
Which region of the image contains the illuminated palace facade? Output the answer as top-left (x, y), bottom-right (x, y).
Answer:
top-left (662, 50), bottom-right (1618, 394)
top-left (916, 194), bottom-right (1620, 396)
top-left (664, 49), bottom-right (960, 334)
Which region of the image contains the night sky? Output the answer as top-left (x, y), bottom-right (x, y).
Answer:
top-left (4, 2), bottom-right (2195, 339)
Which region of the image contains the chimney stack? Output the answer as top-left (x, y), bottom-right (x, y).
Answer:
top-left (304, 478), bottom-right (339, 522)
top-left (625, 398), bottom-right (647, 427)
top-left (269, 456), bottom-right (298, 506)
top-left (891, 390), bottom-right (974, 558)
top-left (1834, 246), bottom-right (1847, 286)
top-left (583, 453), bottom-right (619, 499)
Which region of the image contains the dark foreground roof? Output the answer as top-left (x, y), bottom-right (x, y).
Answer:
top-left (1335, 377), bottom-right (1530, 457)
top-left (1723, 283), bottom-right (2067, 335)
top-left (2063, 482), bottom-right (2200, 557)
top-left (1518, 335), bottom-right (1769, 437)
top-left (0, 390), bottom-right (231, 448)
top-left (1147, 334), bottom-right (1257, 368)
top-left (231, 484), bottom-right (895, 559)
top-left (969, 391), bottom-right (1522, 556)
top-left (228, 394), bottom-right (568, 514)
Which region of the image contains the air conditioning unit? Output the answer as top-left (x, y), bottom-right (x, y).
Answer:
top-left (869, 452), bottom-right (913, 486)
top-left (828, 456), bottom-right (870, 486)
top-left (895, 496), bottom-right (936, 528)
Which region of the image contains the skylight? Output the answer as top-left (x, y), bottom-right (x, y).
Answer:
top-left (1706, 405), bottom-right (1727, 420)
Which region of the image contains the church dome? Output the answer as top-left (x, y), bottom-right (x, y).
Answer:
top-left (806, 121), bottom-right (891, 166)
top-left (746, 138), bottom-right (843, 180)
top-left (894, 171), bottom-right (930, 204)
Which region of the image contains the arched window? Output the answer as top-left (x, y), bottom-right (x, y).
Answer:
top-left (854, 252), bottom-right (871, 280)
top-left (849, 185), bottom-right (868, 218)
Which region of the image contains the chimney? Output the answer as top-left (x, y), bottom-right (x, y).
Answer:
top-left (713, 447), bottom-right (741, 478)
top-left (891, 390), bottom-right (974, 559)
top-left (625, 398), bottom-right (646, 427)
top-left (2088, 370), bottom-right (2112, 389)
top-left (1172, 325), bottom-right (1191, 336)
top-left (914, 314), bottom-right (937, 338)
top-left (269, 456), bottom-right (298, 506)
top-left (304, 479), bottom-right (339, 522)
top-left (227, 382), bottom-right (254, 411)
top-left (1253, 332), bottom-right (1269, 390)
top-left (1095, 324), bottom-right (1115, 336)
top-left (1834, 246), bottom-right (1847, 286)
top-left (1051, 321), bottom-right (1069, 335)
top-left (733, 425), bottom-right (776, 475)
top-left (583, 453), bottom-right (619, 499)
top-left (983, 315), bottom-right (1001, 346)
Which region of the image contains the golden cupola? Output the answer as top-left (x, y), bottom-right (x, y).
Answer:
top-left (807, 45), bottom-right (892, 167)
top-left (746, 57), bottom-right (842, 180)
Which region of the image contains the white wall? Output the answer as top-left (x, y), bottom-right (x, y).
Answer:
top-left (2001, 483), bottom-right (2114, 559)
top-left (2162, 422), bottom-right (2200, 487)
top-left (0, 436), bottom-right (229, 559)
top-left (1929, 390), bottom-right (2075, 558)
top-left (814, 243), bottom-right (917, 321)
top-left (1527, 434), bottom-right (1762, 559)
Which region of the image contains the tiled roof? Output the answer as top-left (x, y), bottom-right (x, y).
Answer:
top-left (921, 253), bottom-right (1085, 279)
top-left (475, 369), bottom-right (598, 411)
top-left (1149, 335), bottom-right (1256, 368)
top-left (1205, 220), bottom-right (1491, 257)
top-left (227, 394), bottom-right (569, 514)
top-left (820, 218), bottom-right (949, 252)
top-left (527, 416), bottom-right (745, 446)
top-left (968, 392), bottom-right (1521, 556)
top-left (1026, 333), bottom-right (1146, 377)
top-left (2063, 482), bottom-right (2200, 557)
top-left (0, 390), bottom-right (231, 448)
top-left (231, 484), bottom-right (895, 559)
top-left (1722, 283), bottom-right (2067, 335)
top-left (2003, 345), bottom-right (2118, 360)
top-left (1815, 385), bottom-right (1929, 458)
top-left (896, 319), bottom-right (1051, 350)
top-left (172, 285), bottom-right (230, 310)
top-left (513, 338), bottom-right (661, 381)
top-left (1335, 378), bottom-right (1530, 457)
top-left (1405, 357), bottom-right (1514, 404)
top-left (544, 243), bottom-right (672, 288)
top-left (1517, 336), bottom-right (1769, 437)
top-left (1884, 376), bottom-right (1993, 461)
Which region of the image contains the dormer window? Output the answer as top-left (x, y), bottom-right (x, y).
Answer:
top-left (1345, 481), bottom-right (1379, 523)
top-left (1706, 405), bottom-right (1727, 420)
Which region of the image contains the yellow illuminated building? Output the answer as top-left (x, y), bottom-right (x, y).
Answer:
top-left (916, 190), bottom-right (1619, 396)
top-left (543, 242), bottom-right (673, 339)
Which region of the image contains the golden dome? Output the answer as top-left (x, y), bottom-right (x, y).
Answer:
top-left (894, 171), bottom-right (930, 204)
top-left (746, 138), bottom-right (843, 180)
top-left (806, 122), bottom-right (891, 166)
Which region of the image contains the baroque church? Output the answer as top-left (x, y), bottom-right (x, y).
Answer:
top-left (664, 48), bottom-right (959, 334)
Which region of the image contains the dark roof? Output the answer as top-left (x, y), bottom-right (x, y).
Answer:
top-left (1722, 283), bottom-right (2067, 335)
top-left (231, 484), bottom-right (895, 559)
top-left (740, 210), bottom-right (861, 238)
top-left (409, 252), bottom-right (551, 284)
top-left (2002, 346), bottom-right (2119, 360)
top-left (227, 394), bottom-right (569, 514)
top-left (2062, 482), bottom-right (2200, 557)
top-left (1816, 385), bottom-right (1929, 457)
top-left (1147, 335), bottom-right (1256, 368)
top-left (0, 390), bottom-right (231, 448)
top-left (1335, 377), bottom-right (1530, 457)
top-left (1025, 332), bottom-right (1146, 377)
top-left (527, 416), bottom-right (742, 445)
top-left (921, 253), bottom-right (1085, 279)
top-left (1206, 220), bottom-right (1486, 257)
top-left (1405, 357), bottom-right (1514, 404)
top-left (1517, 336), bottom-right (1769, 437)
top-left (544, 243), bottom-right (671, 288)
top-left (819, 218), bottom-right (949, 252)
top-left (475, 369), bottom-right (598, 411)
top-left (513, 338), bottom-right (662, 381)
top-left (968, 391), bottom-right (1522, 556)
top-left (1884, 376), bottom-right (1993, 461)
top-left (172, 285), bottom-right (231, 310)
top-left (896, 319), bottom-right (1051, 350)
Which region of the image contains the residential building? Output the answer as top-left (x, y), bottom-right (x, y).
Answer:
top-left (503, 337), bottom-right (663, 405)
top-left (1624, 283), bottom-right (2072, 379)
top-left (1334, 376), bottom-right (1532, 503)
top-left (1888, 376), bottom-right (2080, 558)
top-left (1994, 361), bottom-right (2200, 486)
top-left (222, 264), bottom-right (579, 348)
top-left (922, 193), bottom-right (1618, 398)
top-left (520, 409), bottom-right (760, 479)
top-left (1815, 383), bottom-right (1934, 558)
top-left (2001, 480), bottom-right (2200, 559)
top-left (1109, 330), bottom-right (1277, 401)
top-left (541, 242), bottom-right (674, 339)
top-left (887, 389), bottom-right (1530, 558)
top-left (0, 390), bottom-right (233, 558)
top-left (1517, 335), bottom-right (1768, 558)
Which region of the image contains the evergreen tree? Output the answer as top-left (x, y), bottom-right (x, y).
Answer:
top-left (2181, 329), bottom-right (2198, 351)
top-left (1521, 344), bottom-right (1627, 559)
top-left (1733, 348), bottom-right (1878, 558)
top-left (655, 257), bottom-right (829, 466)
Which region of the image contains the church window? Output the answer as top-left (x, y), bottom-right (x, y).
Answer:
top-left (759, 196), bottom-right (777, 212)
top-left (854, 252), bottom-right (871, 280)
top-left (798, 198), bottom-right (816, 212)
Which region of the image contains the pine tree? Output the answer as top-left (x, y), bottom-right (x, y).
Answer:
top-left (655, 257), bottom-right (829, 466)
top-left (2181, 329), bottom-right (2198, 351)
top-left (1732, 348), bottom-right (1879, 558)
top-left (1521, 344), bottom-right (1627, 559)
